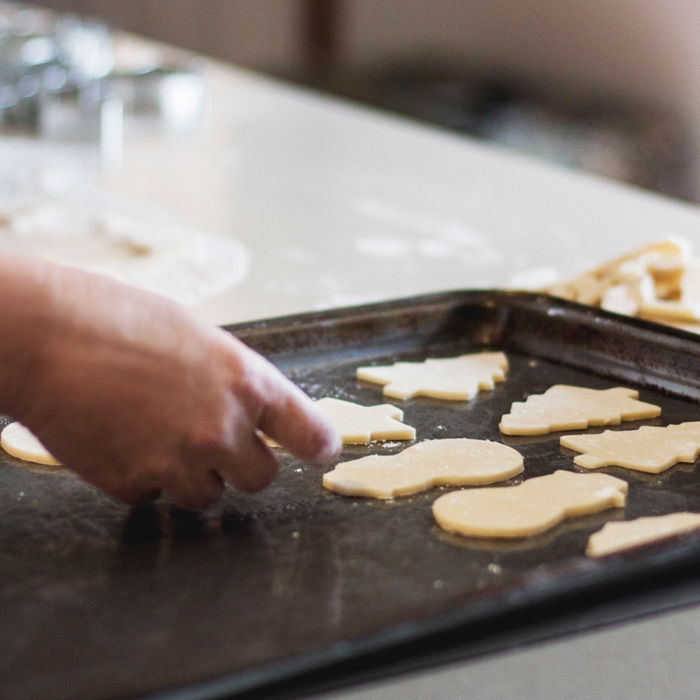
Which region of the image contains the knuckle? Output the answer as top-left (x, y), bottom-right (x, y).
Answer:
top-left (169, 472), bottom-right (225, 510)
top-left (99, 457), bottom-right (169, 504)
top-left (172, 488), bottom-right (220, 510)
top-left (232, 470), bottom-right (274, 493)
top-left (228, 454), bottom-right (278, 493)
top-left (186, 417), bottom-right (234, 457)
top-left (104, 479), bottom-right (159, 505)
top-left (231, 358), bottom-right (283, 416)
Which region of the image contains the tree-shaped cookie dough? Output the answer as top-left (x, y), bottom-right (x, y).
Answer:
top-left (499, 385), bottom-right (661, 436)
top-left (433, 470), bottom-right (628, 538)
top-left (323, 438), bottom-right (523, 499)
top-left (561, 422), bottom-right (700, 473)
top-left (587, 513), bottom-right (700, 557)
top-left (356, 352), bottom-right (508, 400)
top-left (315, 397), bottom-right (416, 444)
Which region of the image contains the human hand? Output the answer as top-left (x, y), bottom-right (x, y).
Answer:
top-left (2, 257), bottom-right (341, 508)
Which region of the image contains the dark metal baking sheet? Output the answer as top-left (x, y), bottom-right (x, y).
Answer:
top-left (4, 290), bottom-right (700, 700)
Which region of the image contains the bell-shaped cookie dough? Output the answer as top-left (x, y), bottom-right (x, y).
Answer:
top-left (561, 422), bottom-right (700, 473)
top-left (356, 352), bottom-right (508, 401)
top-left (323, 438), bottom-right (523, 499)
top-left (1, 422), bottom-right (60, 466)
top-left (499, 385), bottom-right (660, 436)
top-left (587, 513), bottom-right (700, 557)
top-left (315, 397), bottom-right (415, 444)
top-left (433, 470), bottom-right (628, 538)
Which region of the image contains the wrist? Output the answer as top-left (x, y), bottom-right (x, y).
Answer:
top-left (0, 255), bottom-right (64, 418)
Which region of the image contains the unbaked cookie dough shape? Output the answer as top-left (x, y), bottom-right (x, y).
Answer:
top-left (499, 385), bottom-right (661, 436)
top-left (561, 422), bottom-right (700, 473)
top-left (1, 422), bottom-right (60, 466)
top-left (587, 513), bottom-right (700, 557)
top-left (315, 397), bottom-right (416, 444)
top-left (323, 438), bottom-right (523, 499)
top-left (433, 470), bottom-right (628, 538)
top-left (356, 352), bottom-right (508, 401)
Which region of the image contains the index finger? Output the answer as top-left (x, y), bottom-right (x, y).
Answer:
top-left (221, 333), bottom-right (342, 465)
top-left (258, 375), bottom-right (342, 465)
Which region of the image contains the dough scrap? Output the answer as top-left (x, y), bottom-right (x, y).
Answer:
top-left (1, 422), bottom-right (60, 466)
top-left (543, 236), bottom-right (690, 308)
top-left (432, 470), bottom-right (628, 538)
top-left (323, 438), bottom-right (523, 499)
top-left (561, 422), bottom-right (700, 473)
top-left (356, 352), bottom-right (508, 401)
top-left (541, 235), bottom-right (700, 331)
top-left (315, 397), bottom-right (416, 444)
top-left (587, 513), bottom-right (700, 557)
top-left (499, 385), bottom-right (661, 436)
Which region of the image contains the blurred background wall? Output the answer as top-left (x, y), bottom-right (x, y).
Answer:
top-left (30, 0), bottom-right (304, 74)
top-left (32, 0), bottom-right (700, 203)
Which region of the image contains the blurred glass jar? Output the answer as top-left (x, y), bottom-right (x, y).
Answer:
top-left (0, 1), bottom-right (208, 174)
top-left (111, 60), bottom-right (207, 138)
top-left (0, 4), bottom-right (114, 138)
top-left (39, 76), bottom-right (123, 168)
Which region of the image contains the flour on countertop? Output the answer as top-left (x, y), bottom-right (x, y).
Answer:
top-left (354, 197), bottom-right (502, 265)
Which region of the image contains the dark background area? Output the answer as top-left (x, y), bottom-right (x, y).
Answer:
top-left (30, 0), bottom-right (700, 203)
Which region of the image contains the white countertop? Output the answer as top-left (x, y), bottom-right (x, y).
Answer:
top-left (99, 61), bottom-right (700, 327)
top-left (51, 54), bottom-right (700, 700)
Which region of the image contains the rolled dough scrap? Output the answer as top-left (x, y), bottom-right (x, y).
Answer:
top-left (432, 470), bottom-right (628, 538)
top-left (601, 282), bottom-right (639, 316)
top-left (499, 385), bottom-right (661, 436)
top-left (665, 321), bottom-right (700, 335)
top-left (560, 422), bottom-right (700, 473)
top-left (1, 422), bottom-right (60, 466)
top-left (540, 235), bottom-right (700, 333)
top-left (323, 438), bottom-right (523, 499)
top-left (543, 237), bottom-right (690, 307)
top-left (356, 352), bottom-right (508, 401)
top-left (315, 397), bottom-right (416, 444)
top-left (587, 513), bottom-right (700, 557)
top-left (628, 258), bottom-right (700, 323)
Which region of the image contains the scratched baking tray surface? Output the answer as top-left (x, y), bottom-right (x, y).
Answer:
top-left (5, 291), bottom-right (700, 700)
